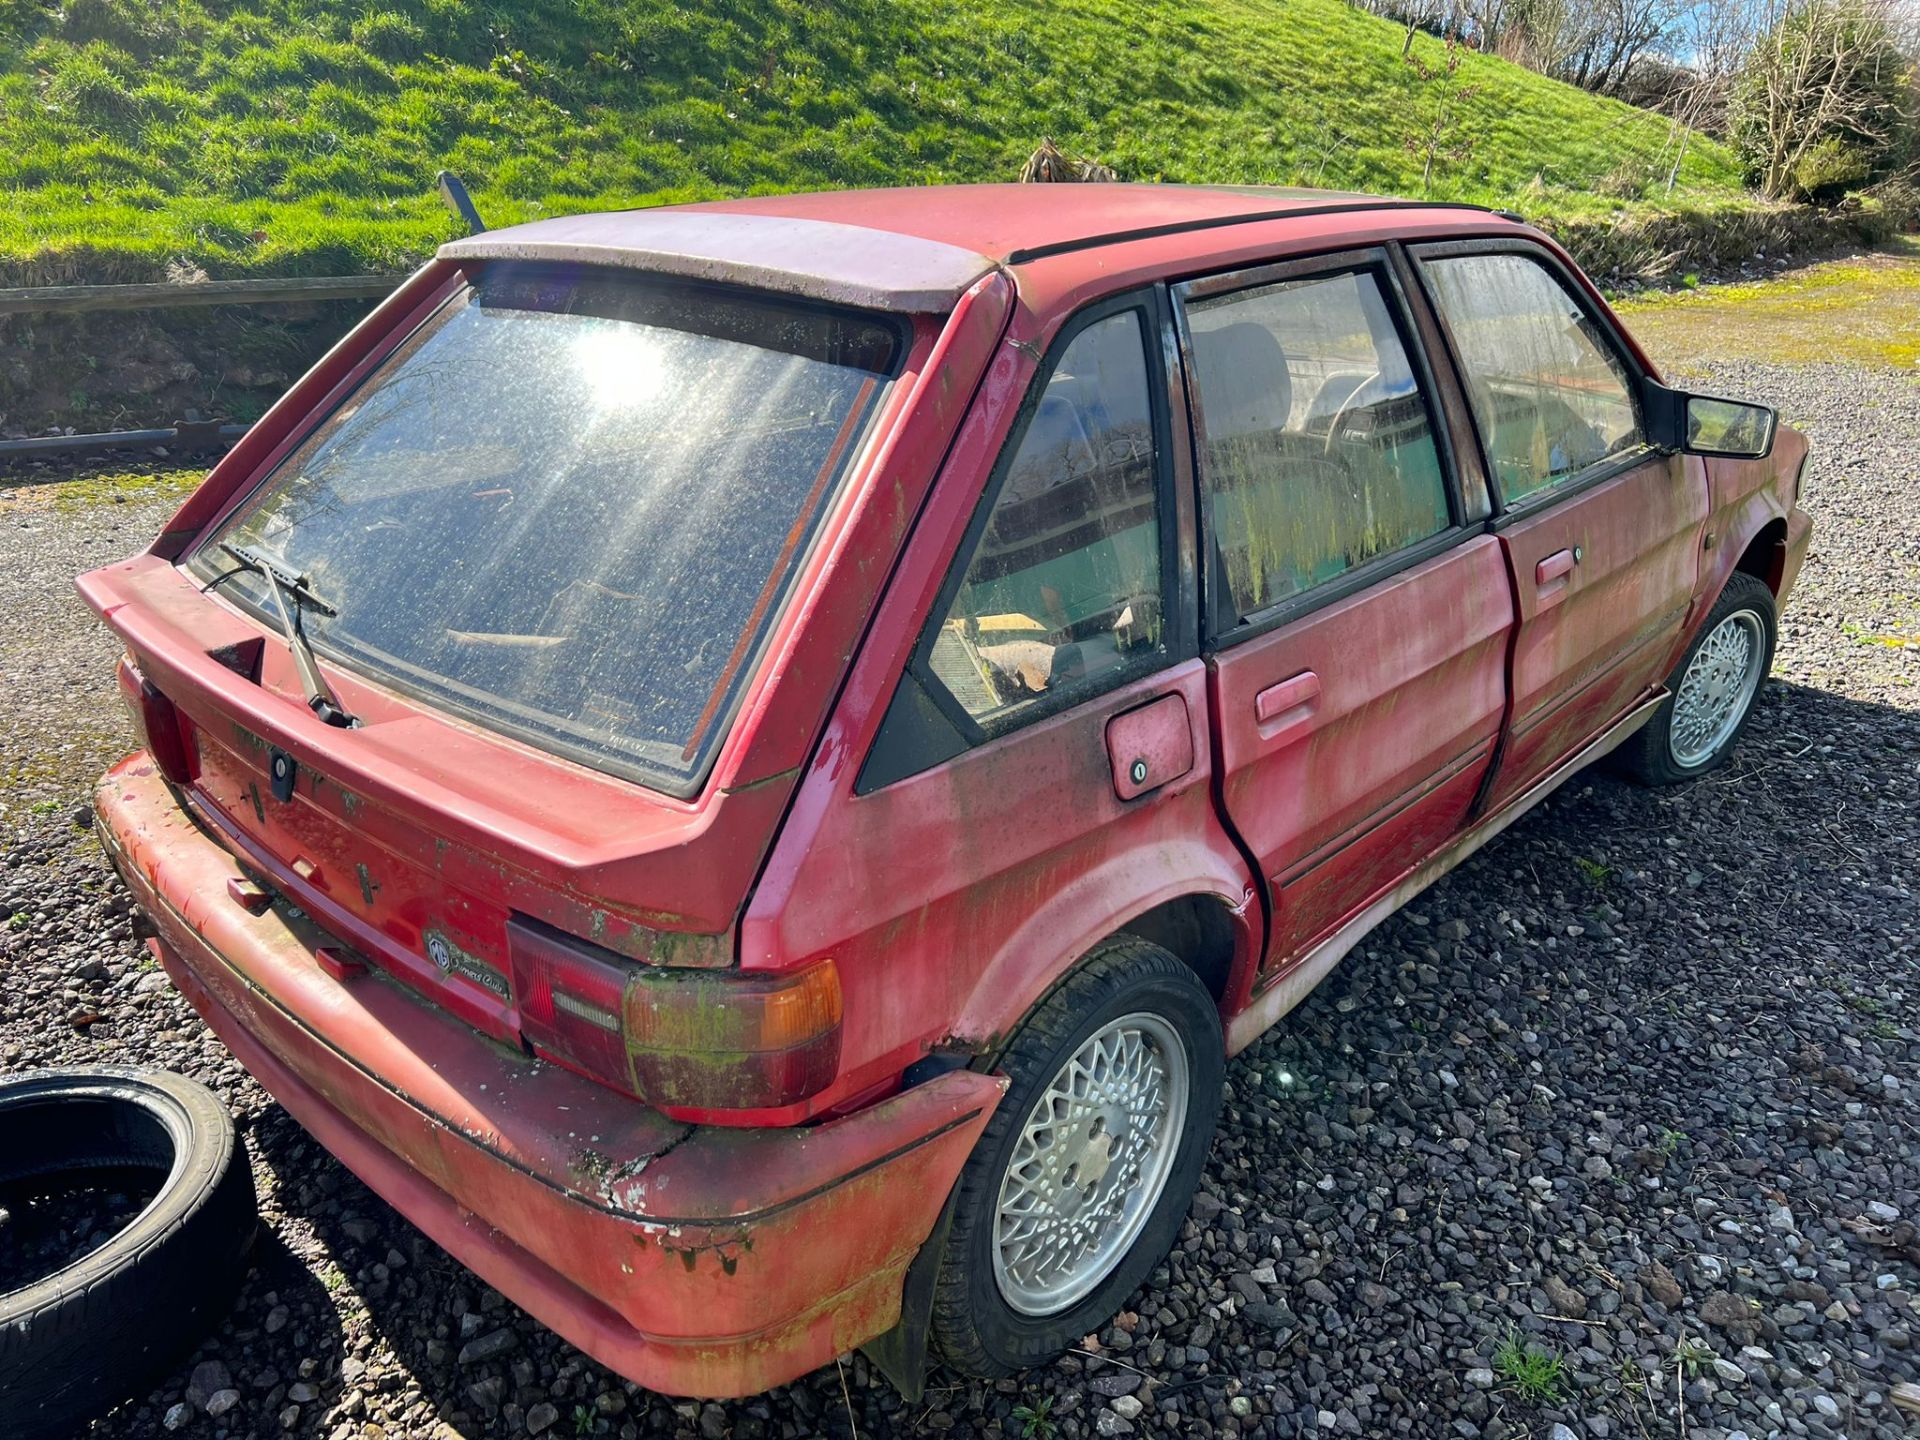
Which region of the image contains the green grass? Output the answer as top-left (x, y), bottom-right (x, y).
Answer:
top-left (0, 0), bottom-right (1749, 282)
top-left (1672, 1336), bottom-right (1716, 1378)
top-left (1493, 1329), bottom-right (1568, 1404)
top-left (1574, 856), bottom-right (1614, 888)
top-left (1012, 1395), bottom-right (1057, 1440)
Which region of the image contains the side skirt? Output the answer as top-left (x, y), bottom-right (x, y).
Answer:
top-left (1224, 689), bottom-right (1664, 1055)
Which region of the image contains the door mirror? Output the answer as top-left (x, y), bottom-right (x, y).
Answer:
top-left (1644, 381), bottom-right (1777, 459)
top-left (1685, 395), bottom-right (1777, 458)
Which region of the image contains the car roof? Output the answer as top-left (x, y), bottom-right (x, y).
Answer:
top-left (690, 183), bottom-right (1403, 261)
top-left (440, 183), bottom-right (1515, 313)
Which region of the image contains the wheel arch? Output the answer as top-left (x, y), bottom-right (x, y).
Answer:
top-left (1116, 891), bottom-right (1244, 1006)
top-left (1681, 487), bottom-right (1788, 673)
top-left (1734, 515), bottom-right (1790, 595)
top-left (947, 848), bottom-right (1261, 1057)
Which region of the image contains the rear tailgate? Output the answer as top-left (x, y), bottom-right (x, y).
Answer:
top-left (81, 555), bottom-right (783, 1043)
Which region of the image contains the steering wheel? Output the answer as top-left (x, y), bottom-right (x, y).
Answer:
top-left (1324, 371), bottom-right (1383, 458)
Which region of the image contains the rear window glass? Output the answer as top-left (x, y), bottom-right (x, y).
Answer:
top-left (1187, 267), bottom-right (1451, 623)
top-left (191, 264), bottom-right (899, 793)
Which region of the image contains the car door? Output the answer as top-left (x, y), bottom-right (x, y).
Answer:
top-left (806, 290), bottom-right (1246, 1061)
top-left (1176, 250), bottom-right (1515, 971)
top-left (1411, 242), bottom-right (1708, 812)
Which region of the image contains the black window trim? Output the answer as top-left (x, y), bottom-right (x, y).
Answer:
top-left (1170, 246), bottom-right (1478, 651)
top-left (855, 287), bottom-right (1195, 793)
top-left (1405, 236), bottom-right (1662, 526)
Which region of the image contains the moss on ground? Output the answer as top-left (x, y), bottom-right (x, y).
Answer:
top-left (1617, 237), bottom-right (1920, 372)
top-left (0, 460), bottom-right (206, 516)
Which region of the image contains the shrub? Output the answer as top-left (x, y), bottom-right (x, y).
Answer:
top-left (1792, 134), bottom-right (1874, 202)
top-left (1729, 0), bottom-right (1919, 203)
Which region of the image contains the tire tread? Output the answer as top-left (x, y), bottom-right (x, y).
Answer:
top-left (0, 1068), bottom-right (256, 1440)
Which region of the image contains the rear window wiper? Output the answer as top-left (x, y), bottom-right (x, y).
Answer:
top-left (211, 542), bottom-right (359, 728)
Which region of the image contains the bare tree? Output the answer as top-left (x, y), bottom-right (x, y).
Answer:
top-left (1730, 0), bottom-right (1917, 198)
top-left (1403, 39), bottom-right (1486, 191)
top-left (1561, 0), bottom-right (1683, 90)
top-left (1376, 0), bottom-right (1683, 94)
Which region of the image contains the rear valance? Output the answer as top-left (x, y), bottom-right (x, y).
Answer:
top-left (440, 210), bottom-right (995, 313)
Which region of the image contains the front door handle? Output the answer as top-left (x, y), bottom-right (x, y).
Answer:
top-left (1254, 669), bottom-right (1321, 740)
top-left (1535, 547), bottom-right (1579, 608)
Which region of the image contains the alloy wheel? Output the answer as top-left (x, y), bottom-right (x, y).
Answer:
top-left (1670, 608), bottom-right (1767, 768)
top-left (991, 1012), bottom-right (1189, 1316)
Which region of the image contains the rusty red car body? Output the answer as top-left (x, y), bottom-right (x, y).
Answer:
top-left (81, 184), bottom-right (1810, 1398)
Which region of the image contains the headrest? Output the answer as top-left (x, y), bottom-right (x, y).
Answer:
top-left (1193, 321), bottom-right (1292, 441)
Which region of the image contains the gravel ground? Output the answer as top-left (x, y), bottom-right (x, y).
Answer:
top-left (1, 354), bottom-right (1915, 1440)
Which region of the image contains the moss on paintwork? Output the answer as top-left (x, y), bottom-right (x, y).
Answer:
top-left (1617, 238), bottom-right (1920, 372)
top-left (642, 928), bottom-right (732, 968)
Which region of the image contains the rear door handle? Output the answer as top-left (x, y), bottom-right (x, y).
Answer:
top-left (1105, 692), bottom-right (1195, 800)
top-left (1255, 670), bottom-right (1321, 738)
top-left (1535, 547), bottom-right (1579, 607)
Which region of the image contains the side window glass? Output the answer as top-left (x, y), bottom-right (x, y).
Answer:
top-left (924, 310), bottom-right (1165, 728)
top-left (1186, 268), bottom-right (1452, 622)
top-left (1420, 252), bottom-right (1644, 504)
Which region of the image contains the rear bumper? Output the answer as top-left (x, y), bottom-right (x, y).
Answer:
top-left (95, 754), bottom-right (1004, 1398)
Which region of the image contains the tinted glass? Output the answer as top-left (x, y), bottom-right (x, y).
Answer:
top-left (1187, 268), bottom-right (1451, 622)
top-left (1421, 252), bottom-right (1643, 502)
top-left (193, 265), bottom-right (896, 792)
top-left (925, 310), bottom-right (1164, 727)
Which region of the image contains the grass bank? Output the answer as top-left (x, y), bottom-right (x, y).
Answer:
top-left (0, 0), bottom-right (1748, 283)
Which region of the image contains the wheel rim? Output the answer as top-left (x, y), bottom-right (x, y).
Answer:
top-left (992, 1012), bottom-right (1189, 1316)
top-left (1670, 608), bottom-right (1766, 768)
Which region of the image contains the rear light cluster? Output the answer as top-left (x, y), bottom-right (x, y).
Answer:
top-left (117, 654), bottom-right (192, 786)
top-left (507, 917), bottom-right (842, 1114)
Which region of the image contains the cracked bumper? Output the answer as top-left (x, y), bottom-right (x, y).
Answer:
top-left (95, 753), bottom-right (1004, 1398)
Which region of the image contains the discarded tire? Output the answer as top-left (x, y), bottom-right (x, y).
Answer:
top-left (0, 1067), bottom-right (256, 1440)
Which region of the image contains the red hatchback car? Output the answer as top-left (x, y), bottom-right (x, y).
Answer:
top-left (83, 184), bottom-right (1810, 1398)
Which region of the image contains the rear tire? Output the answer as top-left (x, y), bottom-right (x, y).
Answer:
top-left (1613, 570), bottom-right (1777, 785)
top-left (0, 1067), bottom-right (256, 1440)
top-left (931, 938), bottom-right (1223, 1378)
